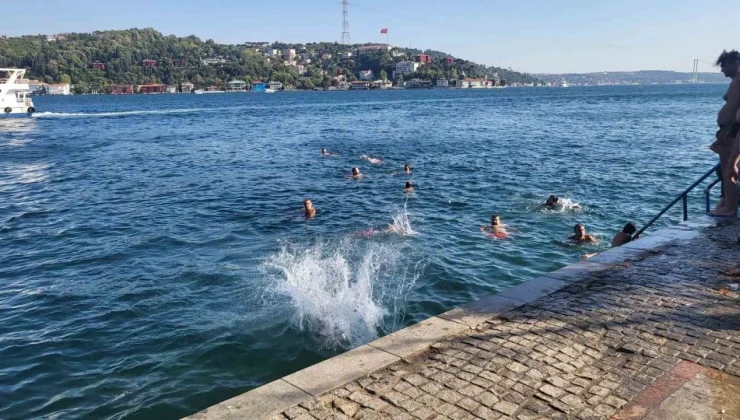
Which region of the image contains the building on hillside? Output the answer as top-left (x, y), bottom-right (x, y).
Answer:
top-left (252, 81), bottom-right (266, 92)
top-left (391, 50), bottom-right (405, 58)
top-left (445, 57), bottom-right (454, 65)
top-left (296, 64), bottom-right (307, 75)
top-left (267, 81), bottom-right (283, 91)
top-left (92, 62), bottom-right (106, 70)
top-left (416, 54), bottom-right (433, 64)
top-left (109, 85), bottom-right (134, 95)
top-left (321, 53), bottom-right (333, 60)
top-left (359, 70), bottom-right (374, 81)
top-left (46, 83), bottom-right (71, 95)
top-left (350, 81), bottom-right (370, 90)
top-left (370, 80), bottom-right (393, 89)
top-left (26, 80), bottom-right (45, 94)
top-left (142, 59), bottom-right (158, 68)
top-left (395, 61), bottom-right (420, 76)
top-left (181, 82), bottom-right (194, 93)
top-left (137, 84), bottom-right (164, 94)
top-left (285, 49), bottom-right (296, 60)
top-left (227, 80), bottom-right (247, 91)
top-left (340, 51), bottom-right (353, 59)
top-left (245, 42), bottom-right (269, 48)
top-left (45, 34), bottom-right (65, 42)
top-left (165, 85), bottom-right (178, 93)
top-left (436, 78), bottom-right (449, 88)
top-left (202, 57), bottom-right (226, 65)
top-left (263, 49), bottom-right (280, 57)
top-left (356, 44), bottom-right (393, 54)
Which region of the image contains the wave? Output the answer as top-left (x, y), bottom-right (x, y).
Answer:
top-left (32, 107), bottom-right (227, 119)
top-left (262, 237), bottom-right (421, 349)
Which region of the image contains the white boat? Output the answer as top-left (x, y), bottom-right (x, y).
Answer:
top-left (1, 68), bottom-right (36, 118)
top-left (559, 80), bottom-right (569, 88)
top-left (264, 89), bottom-right (276, 93)
top-left (194, 89), bottom-right (226, 94)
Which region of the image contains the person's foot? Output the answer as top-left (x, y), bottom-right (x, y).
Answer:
top-left (713, 197), bottom-right (726, 213)
top-left (710, 206), bottom-right (738, 217)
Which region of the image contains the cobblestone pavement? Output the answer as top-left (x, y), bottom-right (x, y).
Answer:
top-left (274, 222), bottom-right (740, 420)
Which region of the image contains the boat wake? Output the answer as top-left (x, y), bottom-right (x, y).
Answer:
top-left (262, 236), bottom-right (422, 349)
top-left (32, 107), bottom-right (227, 119)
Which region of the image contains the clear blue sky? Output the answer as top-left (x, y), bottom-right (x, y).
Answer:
top-left (4, 0), bottom-right (738, 74)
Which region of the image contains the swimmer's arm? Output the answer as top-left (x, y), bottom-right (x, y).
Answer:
top-left (587, 235), bottom-right (599, 244)
top-left (582, 253), bottom-right (598, 260)
top-left (480, 226), bottom-right (489, 232)
top-left (719, 79), bottom-right (740, 126)
top-left (509, 226), bottom-right (521, 232)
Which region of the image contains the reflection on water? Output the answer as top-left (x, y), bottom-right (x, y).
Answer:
top-left (0, 117), bottom-right (37, 134)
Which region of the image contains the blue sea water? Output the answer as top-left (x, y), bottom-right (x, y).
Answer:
top-left (0, 85), bottom-right (724, 419)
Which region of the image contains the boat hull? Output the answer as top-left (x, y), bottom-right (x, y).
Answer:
top-left (0, 112), bottom-right (33, 119)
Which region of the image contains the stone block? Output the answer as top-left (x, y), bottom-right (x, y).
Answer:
top-left (497, 276), bottom-right (568, 304)
top-left (370, 316), bottom-right (469, 359)
top-left (284, 345), bottom-right (400, 396)
top-left (545, 261), bottom-right (611, 283)
top-left (183, 379), bottom-right (311, 420)
top-left (438, 295), bottom-right (525, 328)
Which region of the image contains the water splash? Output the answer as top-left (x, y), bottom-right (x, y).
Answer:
top-left (388, 202), bottom-right (418, 236)
top-left (32, 107), bottom-right (228, 118)
top-left (541, 197), bottom-right (583, 213)
top-left (262, 237), bottom-right (420, 349)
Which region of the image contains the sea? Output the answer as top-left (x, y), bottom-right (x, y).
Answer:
top-left (0, 85), bottom-right (725, 419)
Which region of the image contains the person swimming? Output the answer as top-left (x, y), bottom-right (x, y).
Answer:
top-left (544, 195), bottom-right (560, 208)
top-left (303, 199), bottom-right (316, 218)
top-left (321, 148), bottom-right (337, 156)
top-left (404, 163), bottom-right (412, 175)
top-left (405, 181), bottom-right (414, 193)
top-left (570, 223), bottom-right (598, 243)
top-left (348, 167), bottom-right (362, 179)
top-left (361, 154), bottom-right (384, 165)
top-left (611, 222), bottom-right (637, 247)
top-left (480, 214), bottom-right (517, 238)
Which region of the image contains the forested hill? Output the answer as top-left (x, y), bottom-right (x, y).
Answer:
top-left (0, 28), bottom-right (539, 92)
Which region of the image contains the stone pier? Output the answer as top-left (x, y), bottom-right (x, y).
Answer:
top-left (184, 216), bottom-right (740, 420)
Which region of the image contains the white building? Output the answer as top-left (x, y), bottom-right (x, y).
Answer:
top-left (436, 78), bottom-right (449, 87)
top-left (359, 70), bottom-right (374, 81)
top-left (395, 61), bottom-right (420, 76)
top-left (46, 83), bottom-right (71, 95)
top-left (202, 57), bottom-right (226, 65)
top-left (285, 49), bottom-right (296, 60)
top-left (264, 49), bottom-right (280, 57)
top-left (165, 85), bottom-right (178, 93)
top-left (267, 81), bottom-right (283, 91)
top-left (227, 80), bottom-right (248, 91)
top-left (181, 82), bottom-right (194, 93)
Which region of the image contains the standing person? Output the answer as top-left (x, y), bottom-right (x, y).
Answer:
top-left (710, 50), bottom-right (740, 216)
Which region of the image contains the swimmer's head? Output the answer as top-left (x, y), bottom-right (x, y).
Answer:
top-left (352, 167), bottom-right (360, 176)
top-left (546, 195), bottom-right (559, 206)
top-left (304, 199), bottom-right (314, 210)
top-left (574, 223), bottom-right (586, 236)
top-left (405, 181), bottom-right (413, 189)
top-left (404, 164), bottom-right (411, 174)
top-left (622, 222), bottom-right (637, 235)
top-left (321, 148), bottom-right (327, 155)
top-left (491, 215), bottom-right (501, 226)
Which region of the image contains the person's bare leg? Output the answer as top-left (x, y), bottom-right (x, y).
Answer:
top-left (724, 263), bottom-right (740, 276)
top-left (709, 146), bottom-right (732, 216)
top-left (713, 140), bottom-right (740, 216)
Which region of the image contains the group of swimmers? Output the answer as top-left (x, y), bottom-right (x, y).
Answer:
top-left (479, 195), bottom-right (639, 256)
top-left (309, 149), bottom-right (640, 254)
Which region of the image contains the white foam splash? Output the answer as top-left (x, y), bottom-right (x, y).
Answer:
top-left (542, 197), bottom-right (583, 213)
top-left (388, 203), bottom-right (418, 236)
top-left (263, 237), bottom-right (419, 349)
top-left (32, 107), bottom-right (227, 119)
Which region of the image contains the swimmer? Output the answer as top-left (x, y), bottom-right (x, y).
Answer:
top-left (543, 195), bottom-right (559, 208)
top-left (303, 199), bottom-right (316, 218)
top-left (352, 167), bottom-right (362, 178)
top-left (404, 163), bottom-right (412, 175)
top-left (361, 154), bottom-right (384, 165)
top-left (480, 214), bottom-right (517, 238)
top-left (358, 220), bottom-right (402, 237)
top-left (570, 223), bottom-right (598, 244)
top-left (321, 148), bottom-right (337, 156)
top-left (405, 181), bottom-right (414, 193)
top-left (611, 222), bottom-right (637, 247)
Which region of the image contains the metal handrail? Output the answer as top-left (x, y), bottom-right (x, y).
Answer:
top-left (635, 164), bottom-right (720, 237)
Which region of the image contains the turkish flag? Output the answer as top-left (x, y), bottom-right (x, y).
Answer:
top-left (380, 28), bottom-right (388, 34)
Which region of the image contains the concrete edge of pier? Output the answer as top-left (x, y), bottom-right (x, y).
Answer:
top-left (181, 216), bottom-right (717, 420)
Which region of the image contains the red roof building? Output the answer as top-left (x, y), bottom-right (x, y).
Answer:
top-left (137, 84), bottom-right (164, 94)
top-left (92, 62), bottom-right (106, 70)
top-left (109, 85), bottom-right (134, 95)
top-left (416, 54), bottom-right (433, 64)
top-left (142, 59), bottom-right (158, 68)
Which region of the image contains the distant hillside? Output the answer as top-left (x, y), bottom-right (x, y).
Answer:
top-left (0, 28), bottom-right (538, 93)
top-left (538, 70), bottom-right (726, 86)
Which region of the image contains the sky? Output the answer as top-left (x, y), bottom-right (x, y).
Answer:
top-left (4, 0), bottom-right (739, 74)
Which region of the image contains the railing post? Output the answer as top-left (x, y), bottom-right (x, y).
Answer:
top-left (705, 189), bottom-right (710, 214)
top-left (682, 194), bottom-right (688, 221)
